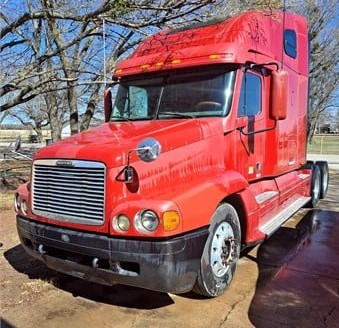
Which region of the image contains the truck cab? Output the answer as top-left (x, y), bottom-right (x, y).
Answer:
top-left (15, 10), bottom-right (328, 297)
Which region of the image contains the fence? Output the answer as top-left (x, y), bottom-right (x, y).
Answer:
top-left (307, 134), bottom-right (339, 155)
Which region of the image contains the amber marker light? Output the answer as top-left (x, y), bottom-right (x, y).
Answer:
top-left (114, 69), bottom-right (122, 75)
top-left (171, 59), bottom-right (181, 65)
top-left (209, 54), bottom-right (221, 60)
top-left (140, 64), bottom-right (150, 70)
top-left (155, 62), bottom-right (164, 68)
top-left (163, 211), bottom-right (180, 231)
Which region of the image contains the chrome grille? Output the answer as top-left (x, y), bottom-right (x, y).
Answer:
top-left (32, 159), bottom-right (105, 225)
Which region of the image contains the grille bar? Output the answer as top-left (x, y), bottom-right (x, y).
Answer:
top-left (32, 159), bottom-right (106, 225)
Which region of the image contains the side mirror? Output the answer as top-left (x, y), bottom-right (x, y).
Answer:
top-left (115, 138), bottom-right (162, 184)
top-left (104, 88), bottom-right (112, 122)
top-left (270, 70), bottom-right (288, 120)
top-left (137, 138), bottom-right (161, 162)
top-left (14, 135), bottom-right (22, 152)
top-left (8, 135), bottom-right (32, 161)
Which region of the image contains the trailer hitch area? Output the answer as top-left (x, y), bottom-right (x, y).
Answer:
top-left (91, 258), bottom-right (138, 277)
top-left (109, 260), bottom-right (138, 277)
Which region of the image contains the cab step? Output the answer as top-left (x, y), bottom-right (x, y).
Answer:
top-left (259, 196), bottom-right (310, 237)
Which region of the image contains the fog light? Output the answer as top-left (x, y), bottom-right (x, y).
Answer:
top-left (113, 215), bottom-right (130, 232)
top-left (135, 210), bottom-right (159, 233)
top-left (14, 194), bottom-right (21, 212)
top-left (21, 200), bottom-right (28, 215)
top-left (163, 211), bottom-right (180, 231)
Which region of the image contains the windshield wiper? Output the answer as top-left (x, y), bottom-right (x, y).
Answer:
top-left (111, 116), bottom-right (153, 122)
top-left (158, 111), bottom-right (196, 119)
top-left (110, 115), bottom-right (131, 121)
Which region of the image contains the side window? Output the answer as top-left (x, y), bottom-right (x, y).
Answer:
top-left (284, 29), bottom-right (297, 58)
top-left (238, 72), bottom-right (262, 117)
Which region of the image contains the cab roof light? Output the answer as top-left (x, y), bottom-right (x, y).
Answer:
top-left (155, 62), bottom-right (164, 68)
top-left (171, 59), bottom-right (181, 65)
top-left (140, 64), bottom-right (150, 70)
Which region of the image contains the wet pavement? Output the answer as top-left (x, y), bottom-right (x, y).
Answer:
top-left (247, 209), bottom-right (339, 327)
top-left (1, 168), bottom-right (339, 328)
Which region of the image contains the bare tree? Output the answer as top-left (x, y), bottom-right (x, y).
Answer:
top-left (7, 97), bottom-right (48, 140)
top-left (4, 0), bottom-right (335, 143)
top-left (1, 0), bottom-right (217, 139)
top-left (215, 0), bottom-right (338, 142)
top-left (297, 0), bottom-right (339, 142)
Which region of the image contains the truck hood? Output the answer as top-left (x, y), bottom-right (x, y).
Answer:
top-left (35, 119), bottom-right (224, 167)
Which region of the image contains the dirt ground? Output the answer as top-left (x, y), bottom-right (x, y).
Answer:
top-left (1, 164), bottom-right (339, 328)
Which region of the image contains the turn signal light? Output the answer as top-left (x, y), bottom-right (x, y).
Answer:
top-left (163, 211), bottom-right (180, 231)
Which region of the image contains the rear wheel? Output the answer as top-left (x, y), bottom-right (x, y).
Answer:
top-left (193, 203), bottom-right (241, 298)
top-left (315, 161), bottom-right (329, 199)
top-left (307, 165), bottom-right (321, 208)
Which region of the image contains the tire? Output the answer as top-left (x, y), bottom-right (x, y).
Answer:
top-left (315, 161), bottom-right (329, 199)
top-left (307, 164), bottom-right (321, 208)
top-left (193, 203), bottom-right (241, 298)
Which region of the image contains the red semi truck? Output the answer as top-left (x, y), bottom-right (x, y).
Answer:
top-left (15, 10), bottom-right (329, 297)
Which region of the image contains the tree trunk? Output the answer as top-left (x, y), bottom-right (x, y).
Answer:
top-left (80, 84), bottom-right (101, 132)
top-left (45, 92), bottom-right (62, 142)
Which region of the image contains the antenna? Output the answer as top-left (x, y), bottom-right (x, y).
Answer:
top-left (103, 18), bottom-right (107, 85)
top-left (281, 0), bottom-right (286, 69)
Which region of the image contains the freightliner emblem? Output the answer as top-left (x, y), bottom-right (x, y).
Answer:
top-left (56, 160), bottom-right (74, 167)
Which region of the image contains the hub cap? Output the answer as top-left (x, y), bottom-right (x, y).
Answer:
top-left (210, 222), bottom-right (236, 277)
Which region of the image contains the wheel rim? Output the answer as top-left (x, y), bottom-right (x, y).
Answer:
top-left (210, 222), bottom-right (236, 278)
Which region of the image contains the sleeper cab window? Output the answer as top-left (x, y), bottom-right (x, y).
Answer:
top-left (284, 29), bottom-right (297, 58)
top-left (238, 72), bottom-right (262, 117)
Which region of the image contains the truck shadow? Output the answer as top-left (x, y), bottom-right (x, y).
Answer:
top-left (247, 209), bottom-right (339, 327)
top-left (4, 245), bottom-right (174, 309)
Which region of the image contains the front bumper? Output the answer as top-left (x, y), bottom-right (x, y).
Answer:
top-left (17, 215), bottom-right (209, 294)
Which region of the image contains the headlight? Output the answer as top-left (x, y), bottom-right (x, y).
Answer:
top-left (113, 214), bottom-right (130, 232)
top-left (135, 210), bottom-right (159, 233)
top-left (21, 200), bottom-right (28, 216)
top-left (14, 193), bottom-right (21, 212)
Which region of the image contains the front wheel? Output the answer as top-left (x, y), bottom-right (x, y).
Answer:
top-left (193, 203), bottom-right (241, 298)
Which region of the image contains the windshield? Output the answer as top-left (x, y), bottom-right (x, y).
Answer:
top-left (110, 68), bottom-right (236, 121)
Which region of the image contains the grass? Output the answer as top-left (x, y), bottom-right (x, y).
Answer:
top-left (1, 158), bottom-right (31, 190)
top-left (1, 192), bottom-right (15, 210)
top-left (307, 134), bottom-right (339, 155)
